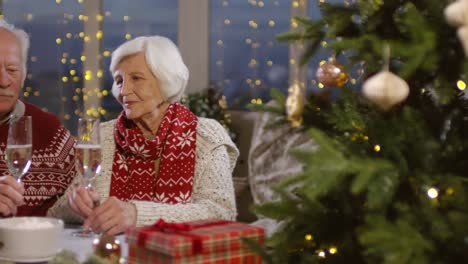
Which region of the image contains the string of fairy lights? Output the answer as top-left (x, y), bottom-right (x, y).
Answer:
top-left (213, 0), bottom-right (226, 91)
top-left (55, 0), bottom-right (108, 121)
top-left (1, 0), bottom-right (140, 126)
top-left (0, 0), bottom-right (98, 123)
top-left (247, 0), bottom-right (282, 106)
top-left (214, 0), bottom-right (291, 106)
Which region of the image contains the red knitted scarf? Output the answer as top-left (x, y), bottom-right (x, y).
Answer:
top-left (109, 103), bottom-right (198, 204)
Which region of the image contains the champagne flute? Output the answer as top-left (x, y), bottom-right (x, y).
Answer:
top-left (6, 115), bottom-right (32, 183)
top-left (72, 118), bottom-right (101, 238)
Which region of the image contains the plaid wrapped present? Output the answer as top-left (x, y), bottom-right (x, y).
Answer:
top-left (126, 219), bottom-right (265, 264)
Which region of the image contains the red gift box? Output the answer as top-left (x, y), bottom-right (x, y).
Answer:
top-left (126, 219), bottom-right (265, 264)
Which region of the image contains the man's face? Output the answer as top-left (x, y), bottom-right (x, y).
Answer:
top-left (0, 29), bottom-right (23, 120)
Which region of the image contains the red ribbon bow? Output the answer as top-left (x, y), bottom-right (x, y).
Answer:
top-left (152, 219), bottom-right (193, 232)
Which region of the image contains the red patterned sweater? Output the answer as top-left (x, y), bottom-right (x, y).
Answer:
top-left (0, 101), bottom-right (76, 216)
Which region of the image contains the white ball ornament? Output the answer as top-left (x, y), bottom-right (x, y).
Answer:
top-left (444, 0), bottom-right (468, 27)
top-left (362, 71), bottom-right (409, 111)
top-left (445, 0), bottom-right (468, 57)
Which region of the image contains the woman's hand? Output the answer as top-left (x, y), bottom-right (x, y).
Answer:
top-left (83, 196), bottom-right (137, 236)
top-left (68, 186), bottom-right (100, 218)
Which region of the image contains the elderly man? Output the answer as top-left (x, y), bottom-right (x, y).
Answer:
top-left (0, 19), bottom-right (76, 216)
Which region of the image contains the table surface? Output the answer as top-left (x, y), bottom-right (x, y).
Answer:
top-left (60, 227), bottom-right (128, 263)
top-left (5, 227), bottom-right (128, 264)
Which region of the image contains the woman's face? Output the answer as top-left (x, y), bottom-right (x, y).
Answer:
top-left (112, 52), bottom-right (165, 120)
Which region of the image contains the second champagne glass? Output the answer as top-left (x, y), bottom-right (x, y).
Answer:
top-left (72, 118), bottom-right (101, 237)
top-left (6, 115), bottom-right (32, 183)
top-left (75, 118), bottom-right (102, 190)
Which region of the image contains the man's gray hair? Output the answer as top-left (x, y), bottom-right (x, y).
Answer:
top-left (0, 19), bottom-right (30, 84)
top-left (110, 36), bottom-right (189, 103)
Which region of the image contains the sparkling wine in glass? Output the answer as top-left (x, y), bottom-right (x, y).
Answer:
top-left (75, 144), bottom-right (102, 189)
top-left (6, 115), bottom-right (32, 183)
top-left (72, 118), bottom-right (101, 238)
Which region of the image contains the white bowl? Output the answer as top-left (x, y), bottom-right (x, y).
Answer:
top-left (0, 217), bottom-right (64, 262)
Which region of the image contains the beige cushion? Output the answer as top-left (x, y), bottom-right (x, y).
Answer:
top-left (248, 110), bottom-right (316, 236)
top-left (248, 111), bottom-right (316, 205)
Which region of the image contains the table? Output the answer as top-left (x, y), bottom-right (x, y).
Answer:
top-left (61, 227), bottom-right (128, 262)
top-left (1, 227), bottom-right (128, 264)
top-left (7, 227), bottom-right (128, 264)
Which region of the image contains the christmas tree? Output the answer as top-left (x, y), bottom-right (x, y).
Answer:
top-left (181, 84), bottom-right (237, 141)
top-left (251, 1), bottom-right (468, 263)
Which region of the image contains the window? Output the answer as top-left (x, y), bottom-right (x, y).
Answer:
top-left (3, 0), bottom-right (85, 130)
top-left (210, 0), bottom-right (291, 108)
top-left (2, 0), bottom-right (178, 131)
top-left (101, 0), bottom-right (178, 118)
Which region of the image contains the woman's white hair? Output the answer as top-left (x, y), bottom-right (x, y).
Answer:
top-left (0, 19), bottom-right (30, 84)
top-left (110, 36), bottom-right (189, 103)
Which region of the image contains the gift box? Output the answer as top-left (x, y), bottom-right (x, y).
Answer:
top-left (126, 219), bottom-right (265, 264)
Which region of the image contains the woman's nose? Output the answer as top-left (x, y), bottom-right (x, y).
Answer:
top-left (120, 80), bottom-right (132, 95)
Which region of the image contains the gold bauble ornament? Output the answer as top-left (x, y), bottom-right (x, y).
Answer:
top-left (444, 0), bottom-right (468, 27)
top-left (316, 59), bottom-right (349, 87)
top-left (93, 234), bottom-right (122, 264)
top-left (286, 82), bottom-right (304, 127)
top-left (362, 71), bottom-right (409, 111)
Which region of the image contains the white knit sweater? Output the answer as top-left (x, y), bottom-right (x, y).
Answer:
top-left (48, 118), bottom-right (239, 226)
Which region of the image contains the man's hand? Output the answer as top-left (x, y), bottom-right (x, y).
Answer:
top-left (84, 196), bottom-right (137, 235)
top-left (0, 175), bottom-right (24, 216)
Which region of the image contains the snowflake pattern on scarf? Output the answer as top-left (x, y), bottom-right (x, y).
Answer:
top-left (109, 103), bottom-right (198, 204)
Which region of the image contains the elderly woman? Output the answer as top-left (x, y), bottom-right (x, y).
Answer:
top-left (48, 36), bottom-right (239, 235)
